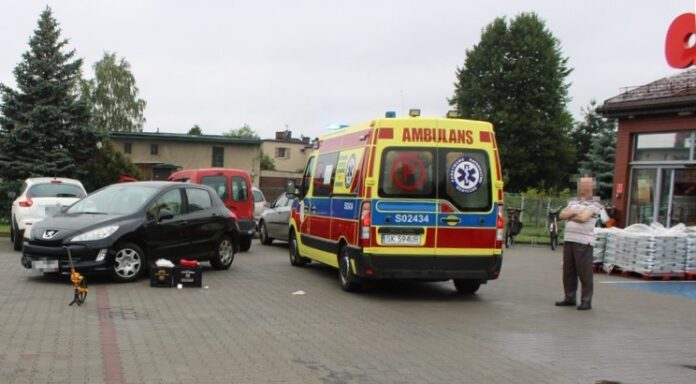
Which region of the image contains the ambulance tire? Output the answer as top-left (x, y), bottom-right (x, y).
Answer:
top-left (338, 246), bottom-right (361, 292)
top-left (289, 231), bottom-right (308, 267)
top-left (453, 279), bottom-right (481, 294)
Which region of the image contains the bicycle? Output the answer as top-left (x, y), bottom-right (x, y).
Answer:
top-left (505, 208), bottom-right (523, 248)
top-left (548, 207), bottom-right (561, 251)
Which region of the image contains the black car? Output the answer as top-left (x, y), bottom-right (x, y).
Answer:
top-left (21, 181), bottom-right (240, 282)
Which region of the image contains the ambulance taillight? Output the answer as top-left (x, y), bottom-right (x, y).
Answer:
top-left (359, 201), bottom-right (371, 247)
top-left (496, 207), bottom-right (504, 249)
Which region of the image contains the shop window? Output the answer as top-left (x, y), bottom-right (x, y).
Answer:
top-left (633, 131), bottom-right (694, 161)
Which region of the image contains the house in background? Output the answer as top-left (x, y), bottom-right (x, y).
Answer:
top-left (260, 130), bottom-right (314, 201)
top-left (110, 131), bottom-right (262, 184)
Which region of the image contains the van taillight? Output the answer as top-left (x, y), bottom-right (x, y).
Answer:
top-left (495, 207), bottom-right (504, 248)
top-left (359, 201), bottom-right (371, 247)
top-left (19, 195), bottom-right (33, 208)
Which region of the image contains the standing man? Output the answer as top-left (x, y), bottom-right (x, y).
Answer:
top-left (555, 177), bottom-right (603, 311)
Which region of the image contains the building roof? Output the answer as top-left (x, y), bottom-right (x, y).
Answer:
top-left (598, 68), bottom-right (696, 117)
top-left (110, 131), bottom-right (261, 145)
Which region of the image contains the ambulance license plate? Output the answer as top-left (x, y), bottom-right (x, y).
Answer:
top-left (32, 259), bottom-right (59, 272)
top-left (381, 234), bottom-right (420, 245)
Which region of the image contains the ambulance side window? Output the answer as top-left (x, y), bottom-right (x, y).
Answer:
top-left (313, 152), bottom-right (339, 197)
top-left (300, 156), bottom-right (316, 198)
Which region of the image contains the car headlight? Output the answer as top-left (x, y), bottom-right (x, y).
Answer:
top-left (70, 225), bottom-right (119, 242)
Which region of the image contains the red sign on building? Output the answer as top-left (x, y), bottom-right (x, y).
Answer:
top-left (665, 13), bottom-right (696, 68)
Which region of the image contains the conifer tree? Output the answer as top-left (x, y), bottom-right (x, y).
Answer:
top-left (0, 7), bottom-right (101, 181)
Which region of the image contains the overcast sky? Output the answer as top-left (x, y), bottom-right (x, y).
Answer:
top-left (0, 1), bottom-right (692, 140)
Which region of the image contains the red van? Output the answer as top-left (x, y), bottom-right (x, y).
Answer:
top-left (169, 168), bottom-right (255, 251)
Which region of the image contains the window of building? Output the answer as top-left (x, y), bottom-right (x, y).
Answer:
top-left (124, 142), bottom-right (132, 154)
top-left (633, 131), bottom-right (694, 161)
top-left (150, 144), bottom-right (159, 155)
top-left (275, 147), bottom-right (290, 159)
top-left (212, 147), bottom-right (224, 167)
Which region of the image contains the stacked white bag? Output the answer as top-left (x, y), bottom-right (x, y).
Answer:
top-left (601, 223), bottom-right (687, 275)
top-left (686, 226), bottom-right (696, 273)
top-left (592, 228), bottom-right (610, 264)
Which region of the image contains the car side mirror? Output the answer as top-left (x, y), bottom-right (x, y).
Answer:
top-left (7, 191), bottom-right (16, 199)
top-left (158, 209), bottom-right (174, 222)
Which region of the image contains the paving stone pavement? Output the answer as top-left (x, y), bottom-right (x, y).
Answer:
top-left (0, 238), bottom-right (695, 384)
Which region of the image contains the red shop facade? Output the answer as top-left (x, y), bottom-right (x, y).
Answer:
top-left (598, 69), bottom-right (696, 228)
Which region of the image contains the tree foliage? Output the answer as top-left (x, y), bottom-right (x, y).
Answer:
top-left (188, 124), bottom-right (202, 135)
top-left (224, 123), bottom-right (259, 139)
top-left (81, 52), bottom-right (146, 132)
top-left (450, 13), bottom-right (575, 192)
top-left (260, 151), bottom-right (275, 171)
top-left (82, 140), bottom-right (144, 192)
top-left (0, 7), bottom-right (102, 181)
top-left (576, 104), bottom-right (616, 200)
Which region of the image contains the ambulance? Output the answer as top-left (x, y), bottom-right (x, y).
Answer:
top-left (288, 110), bottom-right (504, 293)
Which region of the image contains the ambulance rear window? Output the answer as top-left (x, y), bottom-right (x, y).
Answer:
top-left (378, 149), bottom-right (435, 197)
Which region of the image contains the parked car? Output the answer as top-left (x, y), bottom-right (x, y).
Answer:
top-left (10, 177), bottom-right (87, 251)
top-left (252, 187), bottom-right (267, 230)
top-left (21, 181), bottom-right (239, 282)
top-left (168, 168), bottom-right (254, 251)
top-left (258, 192), bottom-right (293, 245)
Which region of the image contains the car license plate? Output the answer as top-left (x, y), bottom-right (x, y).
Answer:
top-left (381, 234), bottom-right (420, 245)
top-left (45, 206), bottom-right (61, 216)
top-left (32, 259), bottom-right (59, 272)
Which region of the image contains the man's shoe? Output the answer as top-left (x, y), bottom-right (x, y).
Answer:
top-left (577, 302), bottom-right (592, 310)
top-left (555, 299), bottom-right (576, 306)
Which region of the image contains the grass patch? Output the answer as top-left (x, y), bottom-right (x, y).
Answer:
top-left (0, 224), bottom-right (9, 234)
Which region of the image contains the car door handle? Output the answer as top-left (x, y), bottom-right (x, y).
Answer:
top-left (441, 217), bottom-right (461, 224)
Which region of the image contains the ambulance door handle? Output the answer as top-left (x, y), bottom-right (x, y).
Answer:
top-left (441, 217), bottom-right (461, 225)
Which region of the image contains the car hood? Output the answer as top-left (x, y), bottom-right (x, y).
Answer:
top-left (30, 213), bottom-right (131, 241)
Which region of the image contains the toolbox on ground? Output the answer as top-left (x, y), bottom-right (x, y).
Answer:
top-left (150, 266), bottom-right (174, 287)
top-left (173, 266), bottom-right (203, 287)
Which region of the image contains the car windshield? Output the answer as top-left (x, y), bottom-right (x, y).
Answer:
top-left (68, 185), bottom-right (159, 215)
top-left (253, 189), bottom-right (264, 203)
top-left (28, 182), bottom-right (85, 198)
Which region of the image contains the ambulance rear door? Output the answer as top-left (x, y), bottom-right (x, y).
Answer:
top-left (434, 119), bottom-right (498, 267)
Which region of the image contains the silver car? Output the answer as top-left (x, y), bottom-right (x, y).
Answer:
top-left (258, 192), bottom-right (293, 245)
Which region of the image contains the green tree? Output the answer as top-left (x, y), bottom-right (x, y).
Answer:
top-left (260, 151), bottom-right (275, 171)
top-left (224, 123), bottom-right (259, 139)
top-left (82, 140), bottom-right (144, 192)
top-left (578, 109), bottom-right (616, 200)
top-left (450, 13), bottom-right (575, 192)
top-left (570, 100), bottom-right (606, 166)
top-left (0, 7), bottom-right (101, 181)
top-left (82, 52), bottom-right (146, 132)
top-left (188, 124), bottom-right (202, 135)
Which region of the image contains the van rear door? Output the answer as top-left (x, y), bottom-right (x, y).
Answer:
top-left (434, 120), bottom-right (497, 265)
top-left (373, 135), bottom-right (437, 270)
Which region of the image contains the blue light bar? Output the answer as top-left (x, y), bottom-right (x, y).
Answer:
top-left (385, 111), bottom-right (396, 118)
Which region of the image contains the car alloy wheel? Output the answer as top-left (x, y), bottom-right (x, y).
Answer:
top-left (210, 236), bottom-right (234, 270)
top-left (112, 245), bottom-right (143, 282)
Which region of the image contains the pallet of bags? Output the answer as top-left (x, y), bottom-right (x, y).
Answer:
top-left (686, 226), bottom-right (696, 276)
top-left (593, 228), bottom-right (611, 264)
top-left (603, 224), bottom-right (686, 276)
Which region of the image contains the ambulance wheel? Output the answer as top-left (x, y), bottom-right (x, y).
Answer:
top-left (289, 231), bottom-right (308, 267)
top-left (453, 279), bottom-right (481, 294)
top-left (338, 246), bottom-right (360, 292)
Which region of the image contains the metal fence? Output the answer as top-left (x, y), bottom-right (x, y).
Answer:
top-left (503, 193), bottom-right (569, 244)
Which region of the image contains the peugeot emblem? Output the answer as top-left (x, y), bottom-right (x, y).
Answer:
top-left (42, 230), bottom-right (59, 240)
